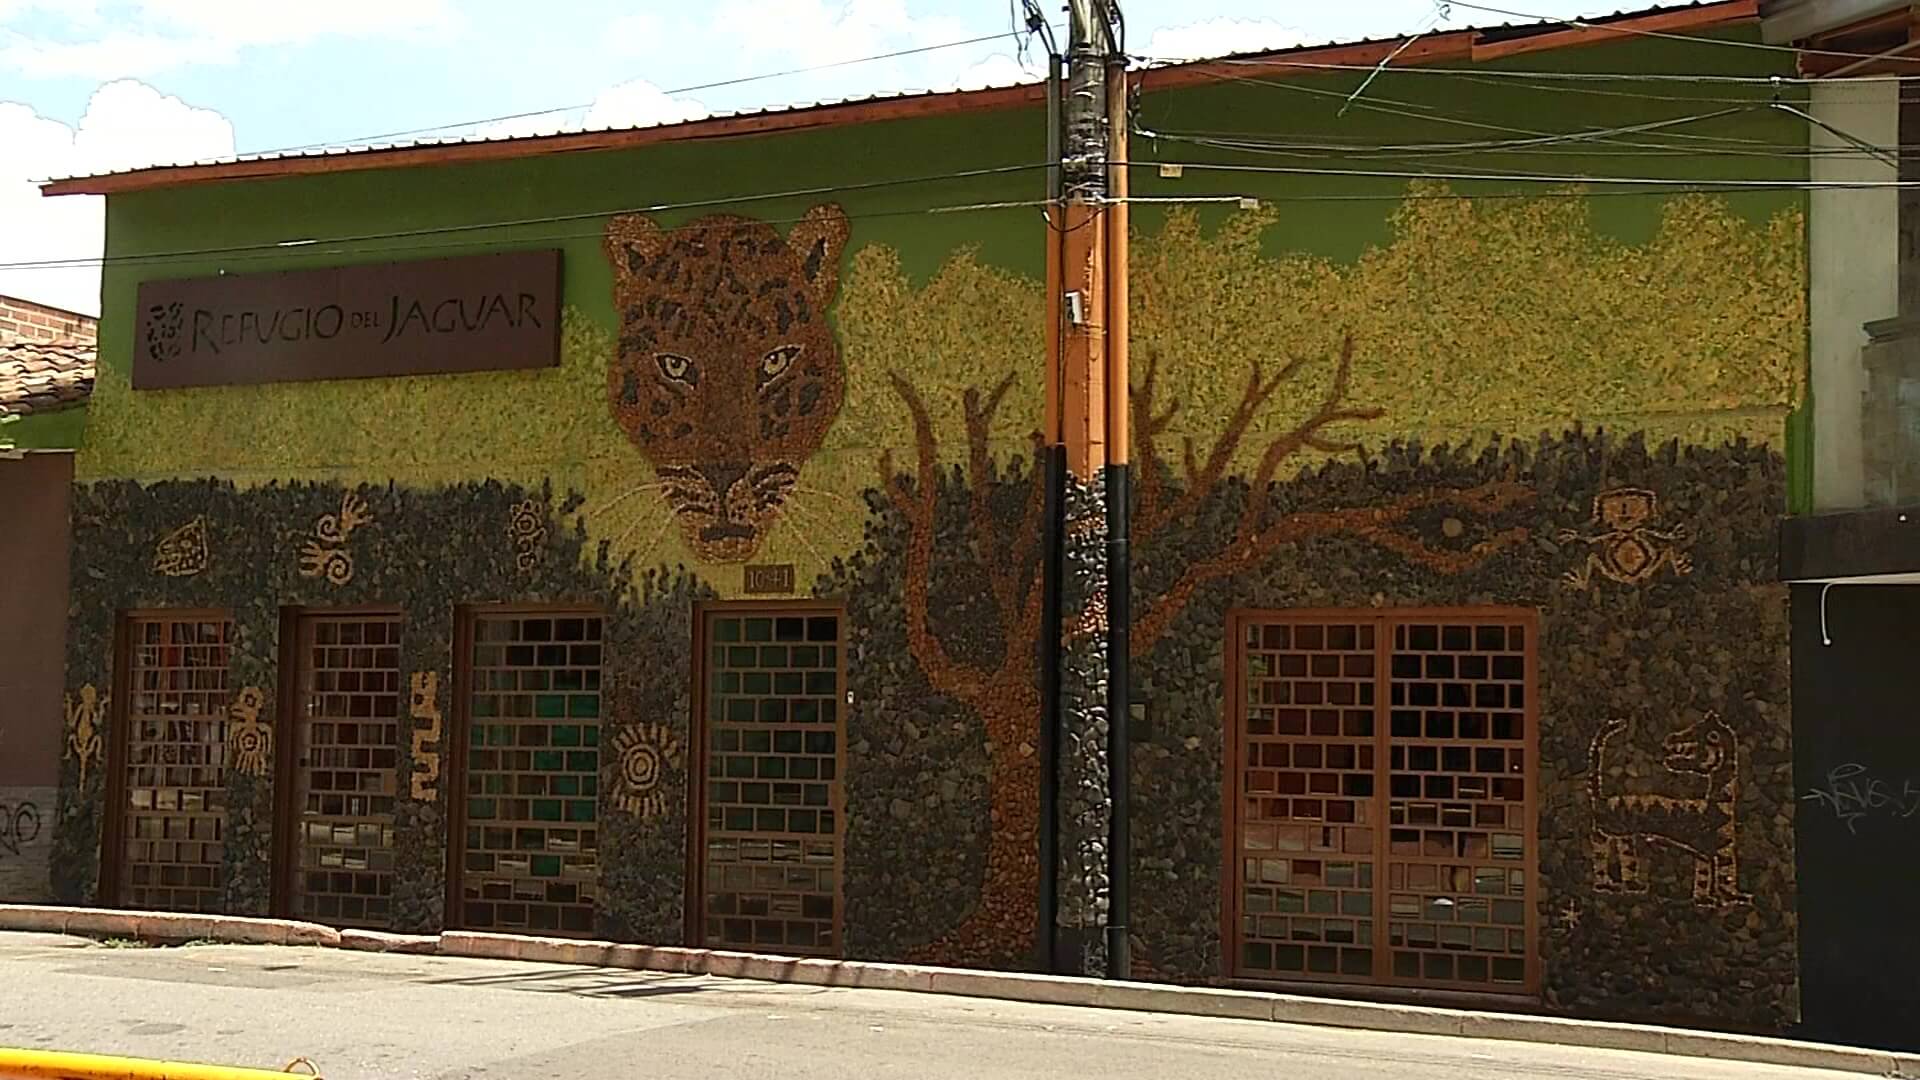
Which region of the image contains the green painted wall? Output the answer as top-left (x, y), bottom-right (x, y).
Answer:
top-left (6, 407), bottom-right (85, 450)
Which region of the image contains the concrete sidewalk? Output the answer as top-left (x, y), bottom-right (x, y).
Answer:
top-left (0, 904), bottom-right (1901, 1077)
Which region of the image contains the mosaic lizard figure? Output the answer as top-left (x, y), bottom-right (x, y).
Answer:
top-left (1589, 711), bottom-right (1748, 907)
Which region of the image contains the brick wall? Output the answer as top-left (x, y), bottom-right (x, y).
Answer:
top-left (0, 296), bottom-right (96, 345)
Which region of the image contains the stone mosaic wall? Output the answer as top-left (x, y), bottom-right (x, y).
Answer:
top-left (61, 182), bottom-right (1804, 1022)
top-left (1127, 429), bottom-right (1796, 1031)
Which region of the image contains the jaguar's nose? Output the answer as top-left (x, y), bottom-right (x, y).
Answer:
top-left (696, 462), bottom-right (749, 502)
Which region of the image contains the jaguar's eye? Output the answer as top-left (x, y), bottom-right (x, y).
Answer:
top-left (761, 344), bottom-right (803, 383)
top-left (655, 353), bottom-right (695, 383)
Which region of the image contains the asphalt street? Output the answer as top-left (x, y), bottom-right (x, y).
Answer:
top-left (0, 933), bottom-right (1857, 1079)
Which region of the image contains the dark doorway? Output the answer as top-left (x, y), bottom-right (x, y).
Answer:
top-left (1792, 583), bottom-right (1920, 1050)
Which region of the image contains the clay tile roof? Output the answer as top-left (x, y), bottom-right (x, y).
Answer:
top-left (0, 339), bottom-right (95, 417)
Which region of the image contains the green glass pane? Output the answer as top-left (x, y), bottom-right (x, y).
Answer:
top-left (566, 751), bottom-right (597, 772)
top-left (583, 726), bottom-right (599, 747)
top-left (793, 700), bottom-right (819, 724)
top-left (712, 645), bottom-right (727, 667)
top-left (728, 646), bottom-right (757, 667)
top-left (744, 672), bottom-right (772, 695)
top-left (807, 617), bottom-right (837, 642)
top-left (472, 697), bottom-right (498, 719)
top-left (792, 646), bottom-right (819, 667)
top-left (533, 750), bottom-right (564, 771)
top-left (552, 725), bottom-right (581, 748)
top-left (485, 775), bottom-right (508, 795)
top-left (760, 645), bottom-right (789, 667)
top-left (744, 730), bottom-right (772, 753)
top-left (745, 619), bottom-right (773, 643)
top-left (582, 775), bottom-right (599, 796)
top-left (551, 775), bottom-right (580, 796)
top-left (523, 670), bottom-right (551, 691)
top-left (718, 671), bottom-right (741, 694)
top-left (805, 672), bottom-right (836, 696)
top-left (567, 800), bottom-right (596, 822)
top-left (759, 699), bottom-right (787, 724)
top-left (726, 700), bottom-right (755, 723)
top-left (821, 646), bottom-right (838, 667)
top-left (532, 800), bottom-right (563, 822)
top-left (568, 695), bottom-right (599, 719)
top-left (775, 618), bottom-right (806, 642)
top-left (468, 799), bottom-right (497, 820)
top-left (714, 619), bottom-right (741, 643)
top-left (773, 672), bottom-right (804, 696)
top-left (531, 855), bottom-right (562, 877)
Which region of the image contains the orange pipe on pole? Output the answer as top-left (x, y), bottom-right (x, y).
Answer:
top-left (1104, 64), bottom-right (1130, 468)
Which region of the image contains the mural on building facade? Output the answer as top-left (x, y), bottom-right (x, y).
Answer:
top-left (61, 180), bottom-right (1802, 1028)
top-left (1559, 487), bottom-right (1693, 589)
top-left (603, 204), bottom-right (850, 565)
top-left (1590, 711), bottom-right (1749, 909)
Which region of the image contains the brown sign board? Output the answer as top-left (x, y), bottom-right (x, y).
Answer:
top-left (132, 249), bottom-right (562, 389)
top-left (743, 564), bottom-right (797, 595)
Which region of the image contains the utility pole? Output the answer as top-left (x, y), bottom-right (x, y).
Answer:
top-left (1046, 0), bottom-right (1130, 981)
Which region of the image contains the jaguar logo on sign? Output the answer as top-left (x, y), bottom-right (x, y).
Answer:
top-left (131, 249), bottom-right (562, 389)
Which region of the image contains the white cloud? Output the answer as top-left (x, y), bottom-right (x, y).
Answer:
top-left (475, 78), bottom-right (710, 140)
top-left (0, 80), bottom-right (233, 315)
top-left (132, 0), bottom-right (453, 43)
top-left (943, 52), bottom-right (1043, 92)
top-left (0, 0), bottom-right (457, 79)
top-left (1142, 18), bottom-right (1310, 62)
top-left (714, 0), bottom-right (968, 65)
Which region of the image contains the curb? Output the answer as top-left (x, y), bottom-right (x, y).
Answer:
top-left (5, 905), bottom-right (1908, 1076)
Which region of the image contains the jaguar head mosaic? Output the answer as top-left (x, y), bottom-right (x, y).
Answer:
top-left (603, 204), bottom-right (850, 563)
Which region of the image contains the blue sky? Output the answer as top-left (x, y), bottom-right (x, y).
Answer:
top-left (0, 0), bottom-right (1683, 312)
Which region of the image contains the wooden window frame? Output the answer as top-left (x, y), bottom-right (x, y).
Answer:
top-left (686, 599), bottom-right (849, 955)
top-left (101, 608), bottom-right (236, 912)
top-left (444, 602), bottom-right (606, 936)
top-left (270, 605), bottom-right (406, 924)
top-left (1221, 605), bottom-right (1541, 999)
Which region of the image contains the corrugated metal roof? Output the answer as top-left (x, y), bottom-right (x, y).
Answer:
top-left (39, 1), bottom-right (1745, 193)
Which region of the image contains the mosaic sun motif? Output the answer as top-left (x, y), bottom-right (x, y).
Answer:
top-left (608, 722), bottom-right (682, 819)
top-left (601, 204), bottom-right (849, 565)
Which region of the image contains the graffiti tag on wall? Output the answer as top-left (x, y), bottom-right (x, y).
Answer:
top-left (0, 801), bottom-right (39, 859)
top-left (1802, 764), bottom-right (1920, 834)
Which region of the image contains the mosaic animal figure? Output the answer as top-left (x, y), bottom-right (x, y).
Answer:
top-left (1558, 486), bottom-right (1691, 589)
top-left (603, 204), bottom-right (850, 563)
top-left (1589, 711), bottom-right (1748, 907)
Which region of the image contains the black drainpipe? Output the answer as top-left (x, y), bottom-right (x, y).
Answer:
top-left (1036, 48), bottom-right (1066, 973)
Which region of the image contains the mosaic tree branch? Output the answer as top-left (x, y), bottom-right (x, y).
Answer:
top-left (880, 369), bottom-right (1045, 968)
top-left (1130, 336), bottom-right (1534, 656)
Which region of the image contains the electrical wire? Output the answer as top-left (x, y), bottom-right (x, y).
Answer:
top-left (1133, 158), bottom-right (1920, 188)
top-left (1135, 55), bottom-right (1916, 84)
top-left (238, 27), bottom-right (1054, 159)
top-left (1170, 65), bottom-right (1818, 154)
top-left (0, 161), bottom-right (1054, 272)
